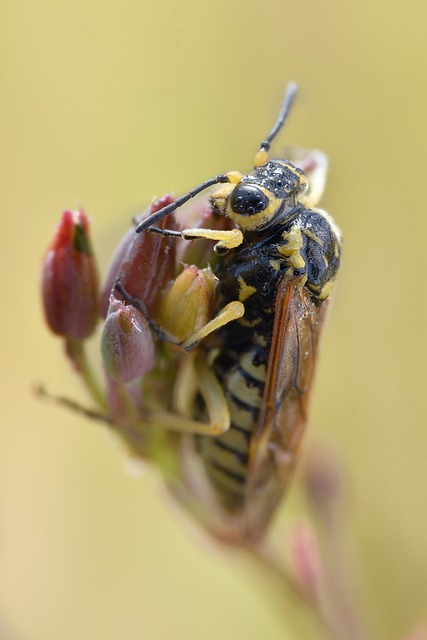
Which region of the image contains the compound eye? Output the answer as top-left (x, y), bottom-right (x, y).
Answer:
top-left (229, 185), bottom-right (269, 216)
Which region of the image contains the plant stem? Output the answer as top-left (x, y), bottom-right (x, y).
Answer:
top-left (65, 337), bottom-right (106, 411)
top-left (242, 541), bottom-right (326, 639)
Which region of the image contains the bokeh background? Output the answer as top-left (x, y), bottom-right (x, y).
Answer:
top-left (1, 0), bottom-right (426, 638)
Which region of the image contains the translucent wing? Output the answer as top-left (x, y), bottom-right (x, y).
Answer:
top-left (242, 275), bottom-right (330, 540)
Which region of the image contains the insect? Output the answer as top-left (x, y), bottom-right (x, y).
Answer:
top-left (132, 83), bottom-right (341, 542)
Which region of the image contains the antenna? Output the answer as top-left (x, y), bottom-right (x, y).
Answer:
top-left (254, 82), bottom-right (298, 167)
top-left (135, 83), bottom-right (299, 232)
top-left (135, 174), bottom-right (229, 233)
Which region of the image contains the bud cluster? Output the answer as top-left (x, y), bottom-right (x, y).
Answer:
top-left (41, 196), bottom-right (216, 434)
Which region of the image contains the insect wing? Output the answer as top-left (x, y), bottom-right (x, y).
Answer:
top-left (243, 276), bottom-right (329, 539)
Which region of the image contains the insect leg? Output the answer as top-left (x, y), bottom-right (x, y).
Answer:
top-left (182, 227), bottom-right (243, 251)
top-left (148, 225), bottom-right (244, 251)
top-left (38, 374), bottom-right (229, 437)
top-left (181, 300), bottom-right (245, 351)
top-left (115, 279), bottom-right (244, 351)
top-left (149, 356), bottom-right (230, 436)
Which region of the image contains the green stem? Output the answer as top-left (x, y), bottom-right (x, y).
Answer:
top-left (65, 337), bottom-right (107, 411)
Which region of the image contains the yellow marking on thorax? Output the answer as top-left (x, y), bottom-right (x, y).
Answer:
top-left (302, 228), bottom-right (323, 245)
top-left (278, 226), bottom-right (304, 256)
top-left (269, 259), bottom-right (280, 271)
top-left (288, 252), bottom-right (305, 269)
top-left (318, 278), bottom-right (335, 300)
top-left (334, 240), bottom-right (340, 258)
top-left (275, 160), bottom-right (301, 175)
top-left (276, 161), bottom-right (308, 193)
top-left (238, 275), bottom-right (257, 302)
top-left (277, 226), bottom-right (306, 269)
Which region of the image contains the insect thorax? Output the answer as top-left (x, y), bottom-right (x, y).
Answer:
top-left (216, 203), bottom-right (340, 310)
top-left (196, 203), bottom-right (341, 509)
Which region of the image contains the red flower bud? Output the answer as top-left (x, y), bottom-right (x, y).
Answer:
top-left (41, 210), bottom-right (99, 339)
top-left (101, 296), bottom-right (155, 383)
top-left (100, 195), bottom-right (179, 318)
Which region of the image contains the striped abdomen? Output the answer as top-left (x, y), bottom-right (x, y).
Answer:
top-left (197, 342), bottom-right (268, 508)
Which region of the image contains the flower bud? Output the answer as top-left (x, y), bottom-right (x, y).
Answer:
top-left (41, 209), bottom-right (99, 339)
top-left (158, 264), bottom-right (216, 342)
top-left (287, 521), bottom-right (322, 602)
top-left (304, 446), bottom-right (342, 522)
top-left (101, 296), bottom-right (155, 383)
top-left (100, 195), bottom-right (179, 318)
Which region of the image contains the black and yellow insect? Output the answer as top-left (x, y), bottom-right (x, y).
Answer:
top-left (136, 83), bottom-right (341, 541)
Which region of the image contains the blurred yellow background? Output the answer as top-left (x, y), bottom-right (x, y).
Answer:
top-left (1, 0), bottom-right (426, 638)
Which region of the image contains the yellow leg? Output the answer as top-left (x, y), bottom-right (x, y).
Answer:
top-left (146, 223), bottom-right (243, 251)
top-left (181, 300), bottom-right (245, 351)
top-left (148, 355), bottom-right (230, 436)
top-left (182, 227), bottom-right (243, 251)
top-left (148, 411), bottom-right (228, 436)
top-left (172, 351), bottom-right (199, 418)
top-left (40, 361), bottom-right (230, 438)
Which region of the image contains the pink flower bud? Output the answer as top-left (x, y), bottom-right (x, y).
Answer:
top-left (101, 296), bottom-right (155, 383)
top-left (41, 210), bottom-right (99, 339)
top-left (287, 521), bottom-right (322, 602)
top-left (100, 195), bottom-right (179, 318)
